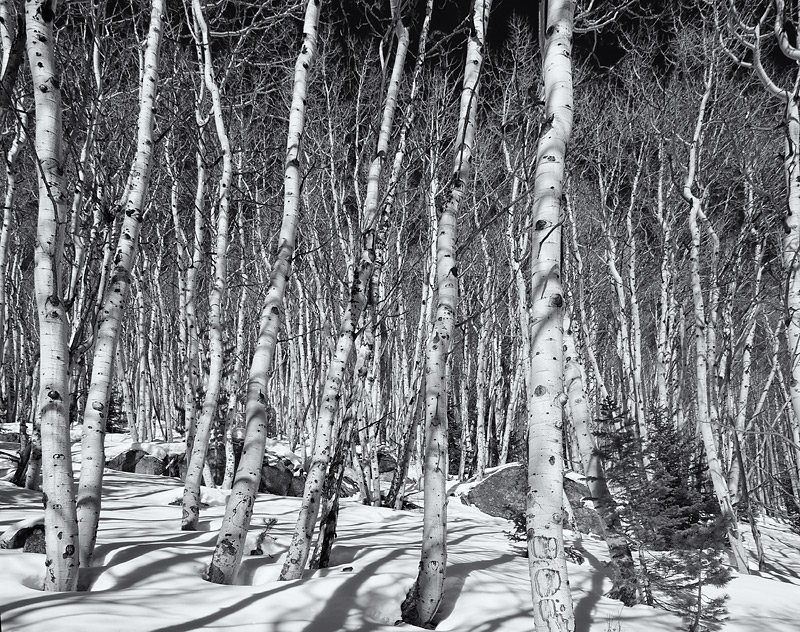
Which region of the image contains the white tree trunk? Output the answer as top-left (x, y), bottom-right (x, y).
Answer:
top-left (280, 0), bottom-right (408, 580)
top-left (26, 0), bottom-right (79, 592)
top-left (682, 60), bottom-right (749, 575)
top-left (205, 0), bottom-right (320, 585)
top-left (564, 317), bottom-right (638, 605)
top-left (77, 0), bottom-right (164, 568)
top-left (401, 0), bottom-right (491, 626)
top-left (526, 2), bottom-right (576, 630)
top-left (181, 0), bottom-right (233, 531)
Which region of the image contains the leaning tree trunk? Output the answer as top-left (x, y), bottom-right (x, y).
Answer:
top-left (400, 0), bottom-right (492, 626)
top-left (26, 0), bottom-right (79, 592)
top-left (279, 0), bottom-right (408, 581)
top-left (181, 0), bottom-right (233, 531)
top-left (76, 0), bottom-right (164, 569)
top-left (564, 318), bottom-right (638, 605)
top-left (525, 1), bottom-right (576, 630)
top-left (682, 58), bottom-right (749, 575)
top-left (204, 0), bottom-right (320, 586)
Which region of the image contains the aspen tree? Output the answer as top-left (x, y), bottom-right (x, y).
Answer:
top-left (525, 1), bottom-right (576, 629)
top-left (458, 335), bottom-right (473, 480)
top-left (565, 194), bottom-right (607, 403)
top-left (182, 32), bottom-right (210, 456)
top-left (181, 0), bottom-right (233, 531)
top-left (380, 0), bottom-right (433, 504)
top-left (564, 316), bottom-right (638, 605)
top-left (597, 144), bottom-right (647, 446)
top-left (624, 154), bottom-right (646, 445)
top-left (0, 98), bottom-right (25, 407)
top-left (681, 57), bottom-right (749, 574)
top-left (151, 244), bottom-right (175, 443)
top-left (726, 182), bottom-right (763, 502)
top-left (654, 141), bottom-right (676, 415)
top-left (474, 227), bottom-right (494, 479)
top-left (0, 1), bottom-right (24, 411)
top-left (64, 0), bottom-right (103, 315)
top-left (26, 0), bottom-right (79, 592)
top-left (279, 0), bottom-right (409, 579)
top-left (77, 0), bottom-right (164, 568)
top-left (401, 0), bottom-right (492, 625)
top-left (0, 0), bottom-right (24, 116)
top-left (722, 0), bottom-right (800, 498)
top-left (222, 220), bottom-right (249, 490)
top-left (501, 85), bottom-right (534, 410)
top-left (205, 0), bottom-right (321, 585)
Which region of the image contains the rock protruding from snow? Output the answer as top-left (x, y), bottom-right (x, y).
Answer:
top-left (0, 515), bottom-right (46, 553)
top-left (378, 449), bottom-right (397, 476)
top-left (259, 460), bottom-right (306, 497)
top-left (104, 440), bottom-right (308, 496)
top-left (465, 464), bottom-right (525, 522)
top-left (129, 442), bottom-right (168, 461)
top-left (106, 449), bottom-right (166, 476)
top-left (260, 462), bottom-right (293, 495)
top-left (465, 463), bottom-right (603, 535)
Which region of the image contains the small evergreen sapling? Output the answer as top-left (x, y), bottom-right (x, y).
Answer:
top-left (600, 405), bottom-right (731, 630)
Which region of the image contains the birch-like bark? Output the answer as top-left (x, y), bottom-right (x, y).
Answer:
top-left (0, 95), bottom-right (25, 404)
top-left (65, 0), bottom-right (102, 313)
top-left (205, 0), bottom-right (320, 585)
top-left (26, 0), bottom-right (79, 591)
top-left (183, 119), bottom-right (206, 450)
top-left (384, 0), bottom-right (434, 501)
top-left (222, 221), bottom-right (249, 490)
top-left (115, 345), bottom-right (136, 439)
top-left (280, 0), bottom-right (408, 580)
top-left (474, 231), bottom-right (493, 479)
top-left (565, 194), bottom-right (607, 402)
top-left (401, 0), bottom-right (491, 625)
top-left (0, 0), bottom-right (24, 114)
top-left (682, 59), bottom-right (749, 575)
top-left (0, 4), bottom-right (23, 414)
top-left (729, 183), bottom-right (764, 502)
top-left (599, 149), bottom-right (646, 445)
top-left (525, 2), bottom-right (576, 629)
top-left (181, 0), bottom-right (233, 531)
top-left (726, 0), bottom-right (800, 516)
top-left (77, 0), bottom-right (164, 568)
top-left (624, 159), bottom-right (646, 443)
top-left (25, 361), bottom-right (41, 490)
top-left (654, 141), bottom-right (675, 414)
top-left (764, 2), bottom-right (800, 461)
top-left (564, 317), bottom-right (638, 605)
top-left (458, 331), bottom-right (473, 480)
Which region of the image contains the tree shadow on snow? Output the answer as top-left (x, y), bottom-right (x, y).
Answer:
top-left (574, 546), bottom-right (613, 632)
top-left (148, 581), bottom-right (299, 632)
top-left (301, 548), bottom-right (406, 632)
top-left (431, 553), bottom-right (518, 627)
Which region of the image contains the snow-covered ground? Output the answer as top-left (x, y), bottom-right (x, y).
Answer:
top-left (0, 435), bottom-right (798, 631)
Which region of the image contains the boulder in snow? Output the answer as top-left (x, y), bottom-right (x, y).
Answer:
top-left (106, 449), bottom-right (165, 476)
top-left (260, 461), bottom-right (293, 496)
top-left (465, 463), bottom-right (603, 536)
top-left (1, 515), bottom-right (46, 553)
top-left (289, 475), bottom-right (306, 498)
top-left (377, 449), bottom-right (397, 474)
